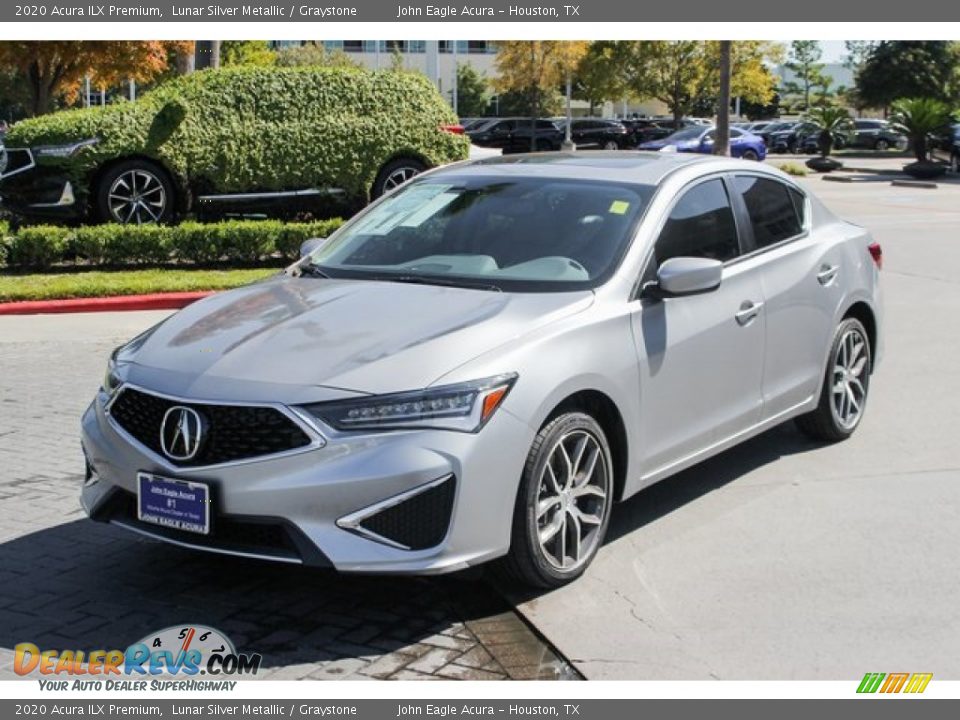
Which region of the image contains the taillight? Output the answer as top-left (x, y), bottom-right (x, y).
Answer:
top-left (441, 124), bottom-right (465, 135)
top-left (868, 242), bottom-right (883, 270)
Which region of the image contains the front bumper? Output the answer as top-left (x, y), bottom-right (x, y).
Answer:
top-left (80, 387), bottom-right (534, 574)
top-left (0, 148), bottom-right (86, 221)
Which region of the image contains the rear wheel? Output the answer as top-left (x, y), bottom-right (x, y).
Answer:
top-left (96, 159), bottom-right (174, 225)
top-left (603, 140), bottom-right (620, 150)
top-left (796, 318), bottom-right (872, 442)
top-left (741, 149), bottom-right (760, 161)
top-left (499, 412), bottom-right (613, 588)
top-left (371, 158), bottom-right (427, 200)
top-left (874, 138), bottom-right (890, 151)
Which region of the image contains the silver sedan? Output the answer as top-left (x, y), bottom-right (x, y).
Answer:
top-left (81, 152), bottom-right (882, 588)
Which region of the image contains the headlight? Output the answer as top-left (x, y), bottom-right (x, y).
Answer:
top-left (302, 374), bottom-right (518, 433)
top-left (102, 349), bottom-right (122, 397)
top-left (33, 138), bottom-right (99, 158)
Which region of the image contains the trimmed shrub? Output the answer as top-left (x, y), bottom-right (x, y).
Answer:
top-left (0, 218), bottom-right (343, 269)
top-left (5, 66), bottom-right (469, 213)
top-left (5, 226), bottom-right (72, 270)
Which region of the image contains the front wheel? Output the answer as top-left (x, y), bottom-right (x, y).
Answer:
top-left (603, 140), bottom-right (620, 150)
top-left (370, 158), bottom-right (427, 200)
top-left (874, 139), bottom-right (890, 151)
top-left (796, 318), bottom-right (872, 442)
top-left (96, 159), bottom-right (174, 225)
top-left (499, 412), bottom-right (614, 589)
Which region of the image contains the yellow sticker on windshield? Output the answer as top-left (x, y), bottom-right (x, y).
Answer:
top-left (609, 200), bottom-right (630, 215)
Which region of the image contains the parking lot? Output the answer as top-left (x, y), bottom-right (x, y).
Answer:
top-left (0, 169), bottom-right (958, 682)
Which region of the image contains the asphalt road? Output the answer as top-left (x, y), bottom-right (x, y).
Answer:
top-left (507, 173), bottom-right (960, 679)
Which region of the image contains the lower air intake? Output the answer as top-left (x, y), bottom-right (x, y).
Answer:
top-left (357, 476), bottom-right (456, 550)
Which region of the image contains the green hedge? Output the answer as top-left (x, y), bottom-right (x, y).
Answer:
top-left (0, 219), bottom-right (343, 270)
top-left (5, 66), bottom-right (469, 206)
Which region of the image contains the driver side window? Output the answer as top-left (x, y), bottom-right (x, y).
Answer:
top-left (654, 179), bottom-right (740, 266)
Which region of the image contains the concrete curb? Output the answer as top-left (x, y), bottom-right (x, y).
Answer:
top-left (0, 291), bottom-right (212, 316)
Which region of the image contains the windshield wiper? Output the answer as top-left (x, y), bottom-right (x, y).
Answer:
top-left (373, 274), bottom-right (502, 292)
top-left (297, 262), bottom-right (331, 279)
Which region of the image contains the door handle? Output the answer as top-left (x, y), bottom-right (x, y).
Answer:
top-left (817, 264), bottom-right (839, 285)
top-left (735, 300), bottom-right (764, 326)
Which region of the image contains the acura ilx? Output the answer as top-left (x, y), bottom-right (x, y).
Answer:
top-left (81, 152), bottom-right (882, 588)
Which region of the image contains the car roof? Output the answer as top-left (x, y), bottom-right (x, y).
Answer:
top-left (434, 151), bottom-right (748, 186)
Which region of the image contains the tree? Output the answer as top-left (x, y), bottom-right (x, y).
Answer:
top-left (455, 63), bottom-right (489, 117)
top-left (274, 42), bottom-right (360, 69)
top-left (783, 41), bottom-right (824, 111)
top-left (494, 41), bottom-right (589, 150)
top-left (806, 105), bottom-right (853, 158)
top-left (221, 41), bottom-right (277, 67)
top-left (889, 97), bottom-right (955, 162)
top-left (857, 42), bottom-right (960, 113)
top-left (621, 41), bottom-right (780, 127)
top-left (574, 41), bottom-right (631, 115)
top-left (0, 41), bottom-right (191, 116)
top-left (715, 41), bottom-right (732, 156)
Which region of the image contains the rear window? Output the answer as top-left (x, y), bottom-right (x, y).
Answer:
top-left (734, 176), bottom-right (805, 249)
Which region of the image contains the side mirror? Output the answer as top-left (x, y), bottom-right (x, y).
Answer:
top-left (299, 237), bottom-right (326, 259)
top-left (642, 257), bottom-right (723, 300)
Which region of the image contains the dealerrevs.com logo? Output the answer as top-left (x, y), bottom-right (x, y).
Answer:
top-left (857, 672), bottom-right (933, 694)
top-left (14, 625), bottom-right (262, 690)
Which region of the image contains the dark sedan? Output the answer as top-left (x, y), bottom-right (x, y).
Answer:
top-left (467, 118), bottom-right (563, 154)
top-left (558, 118), bottom-right (631, 149)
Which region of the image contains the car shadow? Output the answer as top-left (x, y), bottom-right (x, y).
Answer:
top-left (503, 422), bottom-right (827, 605)
top-left (0, 516), bottom-right (569, 678)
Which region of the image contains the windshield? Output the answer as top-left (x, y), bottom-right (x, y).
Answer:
top-left (307, 176), bottom-right (653, 292)
top-left (665, 126), bottom-right (705, 141)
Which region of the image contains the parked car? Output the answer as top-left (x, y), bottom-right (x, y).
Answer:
top-left (468, 118), bottom-right (563, 153)
top-left (930, 122), bottom-right (960, 173)
top-left (755, 121), bottom-right (794, 146)
top-left (0, 67), bottom-right (469, 225)
top-left (767, 122), bottom-right (822, 154)
top-left (558, 118), bottom-right (631, 149)
top-left (639, 125), bottom-right (767, 161)
top-left (842, 119), bottom-right (907, 151)
top-left (620, 119), bottom-right (674, 145)
top-left (81, 152), bottom-right (882, 588)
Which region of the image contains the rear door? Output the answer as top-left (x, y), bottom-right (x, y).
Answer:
top-left (730, 173), bottom-right (841, 419)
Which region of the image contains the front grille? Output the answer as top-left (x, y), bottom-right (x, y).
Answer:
top-left (358, 477), bottom-right (456, 550)
top-left (109, 387), bottom-right (312, 467)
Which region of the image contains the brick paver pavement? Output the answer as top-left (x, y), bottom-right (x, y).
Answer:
top-left (0, 312), bottom-right (578, 681)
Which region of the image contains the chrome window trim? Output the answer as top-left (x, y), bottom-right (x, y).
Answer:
top-left (0, 147), bottom-right (35, 180)
top-left (336, 474), bottom-right (455, 551)
top-left (104, 382), bottom-right (327, 474)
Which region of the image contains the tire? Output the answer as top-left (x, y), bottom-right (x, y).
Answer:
top-left (498, 411), bottom-right (614, 589)
top-left (796, 317), bottom-right (872, 442)
top-left (603, 140), bottom-right (620, 150)
top-left (370, 157), bottom-right (427, 200)
top-left (741, 149), bottom-right (760, 161)
top-left (950, 153), bottom-right (959, 174)
top-left (874, 139), bottom-right (890, 151)
top-left (96, 159), bottom-right (174, 225)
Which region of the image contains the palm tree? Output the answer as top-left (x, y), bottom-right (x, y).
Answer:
top-left (805, 105), bottom-right (853, 159)
top-left (889, 97), bottom-right (954, 163)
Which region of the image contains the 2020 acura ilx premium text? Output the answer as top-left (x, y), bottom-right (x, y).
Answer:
top-left (81, 152), bottom-right (882, 588)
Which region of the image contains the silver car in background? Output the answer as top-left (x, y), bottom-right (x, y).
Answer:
top-left (81, 153), bottom-right (882, 588)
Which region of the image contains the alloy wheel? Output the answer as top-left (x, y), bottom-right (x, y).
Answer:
top-left (875, 139), bottom-right (889, 151)
top-left (108, 169), bottom-right (167, 224)
top-left (831, 327), bottom-right (869, 430)
top-left (536, 430), bottom-right (610, 571)
top-left (603, 140), bottom-right (619, 150)
top-left (382, 166), bottom-right (420, 192)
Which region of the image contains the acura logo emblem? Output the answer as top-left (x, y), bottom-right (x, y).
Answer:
top-left (160, 406), bottom-right (206, 461)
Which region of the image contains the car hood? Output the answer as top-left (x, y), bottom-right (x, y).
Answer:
top-left (119, 275), bottom-right (594, 401)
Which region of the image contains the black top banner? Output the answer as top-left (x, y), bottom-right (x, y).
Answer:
top-left (2, 0), bottom-right (953, 21)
